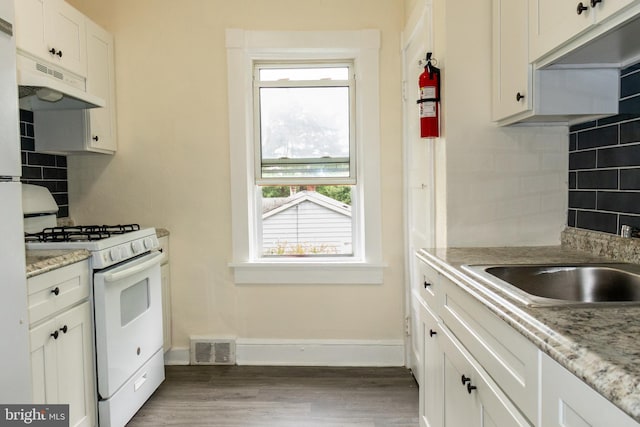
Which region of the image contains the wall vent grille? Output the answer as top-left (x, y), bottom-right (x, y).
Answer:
top-left (190, 338), bottom-right (236, 365)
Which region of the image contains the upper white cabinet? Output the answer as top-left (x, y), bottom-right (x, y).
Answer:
top-left (33, 16), bottom-right (117, 154)
top-left (492, 0), bottom-right (531, 121)
top-left (530, 0), bottom-right (640, 66)
top-left (492, 0), bottom-right (634, 124)
top-left (15, 0), bottom-right (87, 77)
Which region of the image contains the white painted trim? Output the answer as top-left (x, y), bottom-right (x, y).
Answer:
top-left (226, 29), bottom-right (383, 284)
top-left (235, 339), bottom-right (405, 366)
top-left (230, 262), bottom-right (386, 284)
top-left (164, 347), bottom-right (190, 365)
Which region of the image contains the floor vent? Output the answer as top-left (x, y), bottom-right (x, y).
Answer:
top-left (190, 338), bottom-right (236, 365)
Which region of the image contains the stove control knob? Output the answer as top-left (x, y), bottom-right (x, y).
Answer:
top-left (143, 237), bottom-right (154, 250)
top-left (109, 247), bottom-right (121, 262)
top-left (120, 246), bottom-right (129, 259)
top-left (131, 241), bottom-right (143, 254)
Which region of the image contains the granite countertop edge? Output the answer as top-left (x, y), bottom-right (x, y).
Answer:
top-left (418, 245), bottom-right (640, 423)
top-left (26, 249), bottom-right (92, 278)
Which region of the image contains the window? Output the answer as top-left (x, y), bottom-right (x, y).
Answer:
top-left (226, 29), bottom-right (384, 284)
top-left (255, 63), bottom-right (356, 257)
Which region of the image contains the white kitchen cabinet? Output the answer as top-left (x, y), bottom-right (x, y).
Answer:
top-left (441, 325), bottom-right (532, 427)
top-left (418, 299), bottom-right (443, 427)
top-left (159, 235), bottom-right (172, 353)
top-left (33, 18), bottom-right (117, 154)
top-left (493, 0), bottom-right (621, 125)
top-left (28, 260), bottom-right (96, 427)
top-left (492, 0), bottom-right (531, 121)
top-left (14, 0), bottom-right (87, 77)
top-left (541, 352), bottom-right (639, 427)
top-left (530, 0), bottom-right (637, 63)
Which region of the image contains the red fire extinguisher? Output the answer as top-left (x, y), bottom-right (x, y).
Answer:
top-left (417, 52), bottom-right (441, 138)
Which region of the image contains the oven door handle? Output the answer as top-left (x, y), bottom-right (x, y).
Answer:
top-left (103, 252), bottom-right (163, 283)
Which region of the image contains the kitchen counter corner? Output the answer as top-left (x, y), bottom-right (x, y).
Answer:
top-left (26, 249), bottom-right (91, 278)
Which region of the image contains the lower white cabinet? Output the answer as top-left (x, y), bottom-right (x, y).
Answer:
top-left (415, 252), bottom-right (640, 427)
top-left (28, 261), bottom-right (95, 427)
top-left (158, 235), bottom-right (172, 353)
top-left (541, 352), bottom-right (638, 427)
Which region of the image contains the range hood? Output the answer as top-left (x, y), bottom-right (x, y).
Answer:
top-left (16, 52), bottom-right (105, 110)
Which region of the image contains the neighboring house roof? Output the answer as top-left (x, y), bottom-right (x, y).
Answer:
top-left (262, 190), bottom-right (351, 218)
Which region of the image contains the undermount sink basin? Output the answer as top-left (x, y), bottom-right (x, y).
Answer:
top-left (461, 263), bottom-right (640, 306)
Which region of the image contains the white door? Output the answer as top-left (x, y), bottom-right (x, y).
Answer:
top-left (402, 0), bottom-right (435, 370)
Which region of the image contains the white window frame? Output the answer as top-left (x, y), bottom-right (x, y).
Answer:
top-left (226, 29), bottom-right (384, 284)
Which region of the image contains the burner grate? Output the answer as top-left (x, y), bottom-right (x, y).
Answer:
top-left (25, 224), bottom-right (141, 242)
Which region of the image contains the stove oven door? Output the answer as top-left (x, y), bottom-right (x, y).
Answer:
top-left (93, 251), bottom-right (164, 400)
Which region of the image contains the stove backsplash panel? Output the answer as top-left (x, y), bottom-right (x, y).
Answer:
top-left (20, 109), bottom-right (69, 218)
top-left (568, 62), bottom-right (640, 236)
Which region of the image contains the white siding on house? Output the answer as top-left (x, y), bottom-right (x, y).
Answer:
top-left (263, 198), bottom-right (352, 255)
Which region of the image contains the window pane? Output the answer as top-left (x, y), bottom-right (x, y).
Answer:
top-left (259, 86), bottom-right (350, 179)
top-left (259, 67), bottom-right (349, 81)
top-left (261, 185), bottom-right (353, 256)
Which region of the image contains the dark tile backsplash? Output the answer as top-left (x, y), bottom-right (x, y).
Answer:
top-left (20, 109), bottom-right (69, 218)
top-left (568, 63), bottom-right (640, 235)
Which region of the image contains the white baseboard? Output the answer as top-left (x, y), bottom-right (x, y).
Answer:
top-left (235, 339), bottom-right (405, 366)
top-left (164, 347), bottom-right (190, 365)
top-left (164, 339), bottom-right (406, 366)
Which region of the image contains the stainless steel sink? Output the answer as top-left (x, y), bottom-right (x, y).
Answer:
top-left (461, 263), bottom-right (640, 306)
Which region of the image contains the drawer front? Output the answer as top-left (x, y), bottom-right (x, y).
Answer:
top-left (416, 253), bottom-right (441, 314)
top-left (28, 261), bottom-right (90, 325)
top-left (440, 275), bottom-right (539, 423)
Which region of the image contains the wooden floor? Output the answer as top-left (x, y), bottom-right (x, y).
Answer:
top-left (127, 365), bottom-right (419, 427)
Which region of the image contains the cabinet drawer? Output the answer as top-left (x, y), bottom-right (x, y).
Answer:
top-left (416, 253), bottom-right (441, 314)
top-left (440, 275), bottom-right (539, 423)
top-left (28, 260), bottom-right (90, 325)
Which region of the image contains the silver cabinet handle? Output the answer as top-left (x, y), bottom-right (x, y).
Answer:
top-left (0, 17), bottom-right (13, 37)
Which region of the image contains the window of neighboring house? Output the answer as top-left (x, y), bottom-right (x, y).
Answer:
top-left (226, 29), bottom-right (384, 284)
top-left (254, 63), bottom-right (356, 257)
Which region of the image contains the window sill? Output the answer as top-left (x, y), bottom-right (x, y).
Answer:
top-left (229, 260), bottom-right (386, 284)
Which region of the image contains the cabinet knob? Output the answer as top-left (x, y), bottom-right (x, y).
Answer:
top-left (516, 92), bottom-right (525, 102)
top-left (92, 135), bottom-right (99, 142)
top-left (424, 281), bottom-right (432, 288)
top-left (590, 0), bottom-right (602, 6)
top-left (60, 325), bottom-right (68, 334)
top-left (51, 287), bottom-right (60, 296)
top-left (48, 47), bottom-right (56, 55)
top-left (50, 330), bottom-right (59, 340)
top-left (56, 50), bottom-right (63, 58)
top-left (577, 2), bottom-right (589, 14)
top-left (461, 375), bottom-right (471, 385)
top-left (429, 329), bottom-right (437, 337)
top-left (467, 383), bottom-right (477, 394)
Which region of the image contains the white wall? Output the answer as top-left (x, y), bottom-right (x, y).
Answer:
top-left (431, 0), bottom-right (568, 247)
top-left (65, 0), bottom-right (406, 356)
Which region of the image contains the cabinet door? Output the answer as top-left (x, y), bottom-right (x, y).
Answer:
top-left (14, 0), bottom-right (47, 60)
top-left (593, 0), bottom-right (635, 23)
top-left (421, 305), bottom-right (443, 427)
top-left (86, 18), bottom-right (116, 152)
top-left (541, 353), bottom-right (638, 427)
top-left (441, 328), bottom-right (532, 427)
top-left (492, 0), bottom-right (531, 121)
top-left (161, 262), bottom-right (172, 352)
top-left (30, 316), bottom-right (59, 404)
top-left (530, 0), bottom-right (595, 61)
top-left (45, 0), bottom-right (86, 76)
top-left (56, 302), bottom-right (95, 427)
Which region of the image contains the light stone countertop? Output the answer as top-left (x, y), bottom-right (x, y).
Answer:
top-left (418, 245), bottom-right (640, 423)
top-left (25, 249), bottom-right (91, 279)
